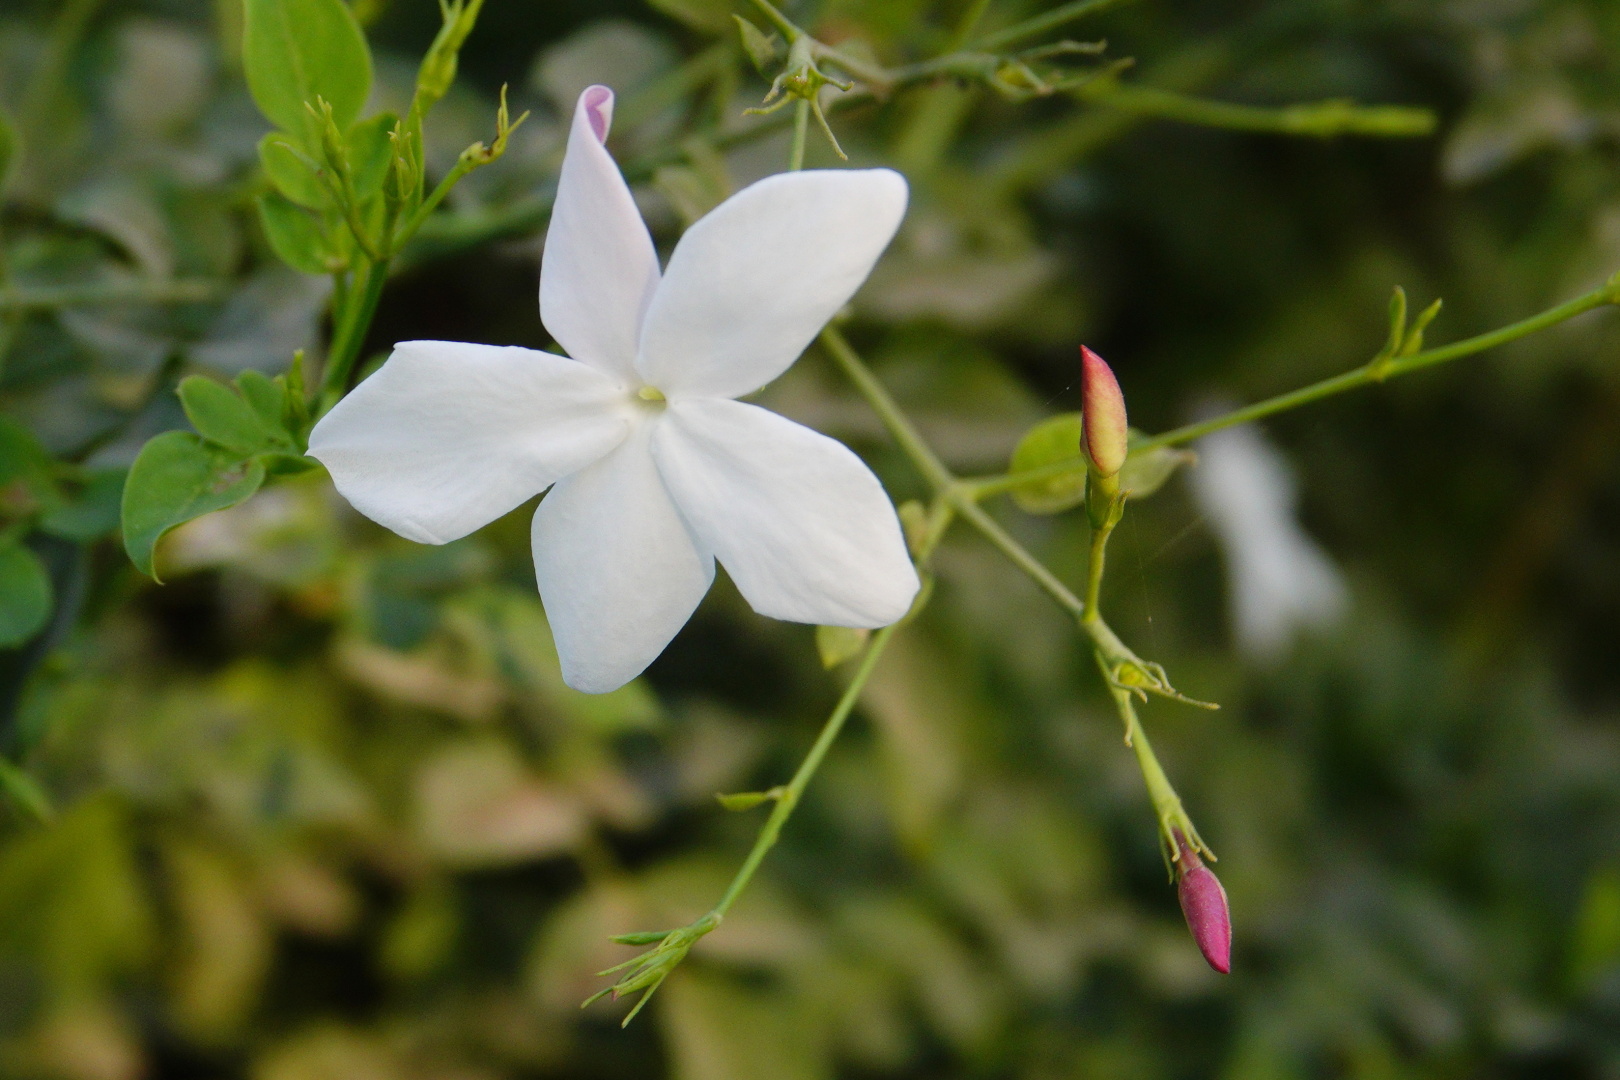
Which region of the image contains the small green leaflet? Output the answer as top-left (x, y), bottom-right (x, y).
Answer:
top-left (1008, 414), bottom-right (1198, 514)
top-left (243, 0), bottom-right (373, 146)
top-left (121, 433), bottom-right (267, 580)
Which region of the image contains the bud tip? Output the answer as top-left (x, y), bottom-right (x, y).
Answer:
top-left (1173, 829), bottom-right (1231, 974)
top-left (1080, 346), bottom-right (1128, 477)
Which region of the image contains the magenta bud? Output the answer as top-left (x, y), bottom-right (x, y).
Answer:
top-left (1172, 829), bottom-right (1231, 974)
top-left (1080, 346), bottom-right (1128, 478)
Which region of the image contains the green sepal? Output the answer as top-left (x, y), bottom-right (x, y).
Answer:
top-left (121, 432), bottom-right (267, 580)
top-left (0, 541), bottom-right (52, 649)
top-left (243, 0), bottom-right (373, 147)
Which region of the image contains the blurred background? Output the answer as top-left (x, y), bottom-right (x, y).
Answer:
top-left (2, 0), bottom-right (1619, 1077)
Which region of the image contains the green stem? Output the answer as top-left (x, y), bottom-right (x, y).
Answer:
top-left (818, 326), bottom-right (956, 492)
top-left (393, 157), bottom-right (479, 249)
top-left (713, 616), bottom-right (900, 918)
top-left (820, 325), bottom-right (1094, 624)
top-left (956, 497), bottom-right (1088, 620)
top-left (1106, 680), bottom-right (1205, 856)
top-left (748, 0), bottom-right (802, 40)
top-left (320, 259), bottom-right (389, 407)
top-left (820, 320), bottom-right (1212, 880)
top-left (972, 0), bottom-right (1141, 51)
top-left (1137, 280), bottom-right (1620, 453)
top-left (961, 456), bottom-right (1085, 500)
top-left (0, 279), bottom-right (224, 312)
top-left (966, 279), bottom-right (1620, 499)
top-left (789, 98), bottom-right (810, 171)
top-left (1092, 85), bottom-right (1434, 137)
top-left (1083, 517), bottom-right (1110, 618)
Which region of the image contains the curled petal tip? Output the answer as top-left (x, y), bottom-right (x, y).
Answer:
top-left (581, 85), bottom-right (613, 142)
top-left (1080, 345), bottom-right (1128, 478)
top-left (1173, 830), bottom-right (1232, 974)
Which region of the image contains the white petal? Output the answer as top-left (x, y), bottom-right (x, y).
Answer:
top-left (637, 169), bottom-right (907, 400)
top-left (651, 398), bottom-right (918, 627)
top-left (308, 341), bottom-right (631, 545)
top-left (539, 86), bottom-right (660, 383)
top-left (532, 423), bottom-right (714, 693)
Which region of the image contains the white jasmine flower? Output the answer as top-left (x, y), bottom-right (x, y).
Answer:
top-left (1189, 421), bottom-right (1347, 663)
top-left (308, 86), bottom-right (919, 692)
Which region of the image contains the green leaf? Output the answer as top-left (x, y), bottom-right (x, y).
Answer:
top-left (257, 192), bottom-right (334, 275)
top-left (0, 542), bottom-right (52, 649)
top-left (259, 132), bottom-right (329, 208)
top-left (0, 758), bottom-right (53, 823)
top-left (1009, 416), bottom-right (1195, 513)
top-left (40, 470), bottom-right (126, 542)
top-left (121, 432), bottom-right (267, 580)
top-left (1119, 432), bottom-right (1196, 499)
top-left (347, 111), bottom-right (397, 201)
top-left (233, 370), bottom-right (289, 436)
top-left (243, 0), bottom-right (373, 145)
top-left (178, 375), bottom-right (277, 455)
top-left (816, 624), bottom-right (870, 668)
top-left (1008, 413), bottom-right (1087, 514)
top-left (610, 929), bottom-right (674, 946)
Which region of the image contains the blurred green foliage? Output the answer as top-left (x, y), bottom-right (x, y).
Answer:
top-left (1, 0), bottom-right (1619, 1078)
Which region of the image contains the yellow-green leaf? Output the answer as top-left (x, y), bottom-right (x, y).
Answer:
top-left (1008, 412), bottom-right (1086, 514)
top-left (816, 624), bottom-right (870, 668)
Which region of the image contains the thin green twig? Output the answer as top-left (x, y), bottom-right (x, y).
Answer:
top-left (789, 98), bottom-right (810, 171)
top-left (1090, 85), bottom-right (1435, 137)
top-left (972, 0), bottom-right (1141, 51)
top-left (1137, 279), bottom-right (1620, 453)
top-left (967, 278), bottom-right (1620, 498)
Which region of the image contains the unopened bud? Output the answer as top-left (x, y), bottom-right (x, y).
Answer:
top-left (1080, 346), bottom-right (1128, 478)
top-left (1172, 829), bottom-right (1231, 974)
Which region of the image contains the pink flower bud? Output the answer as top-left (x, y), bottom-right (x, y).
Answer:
top-left (1080, 346), bottom-right (1128, 478)
top-left (1173, 829), bottom-right (1231, 974)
